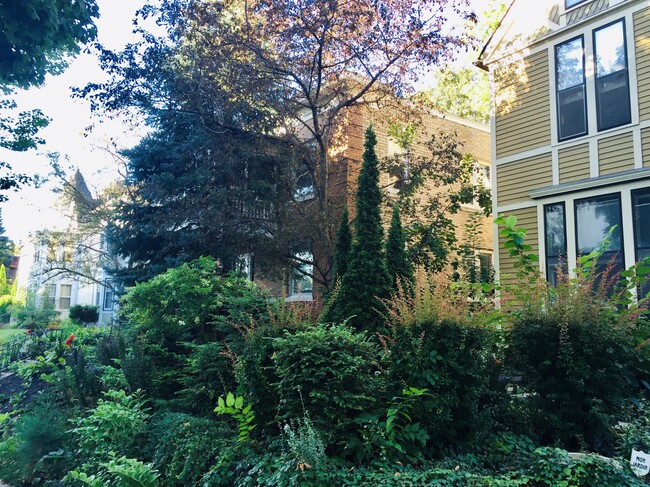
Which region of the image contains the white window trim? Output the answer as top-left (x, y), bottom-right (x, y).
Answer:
top-left (549, 10), bottom-right (639, 149)
top-left (535, 179), bottom-right (650, 280)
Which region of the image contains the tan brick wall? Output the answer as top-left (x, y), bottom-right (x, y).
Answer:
top-left (338, 103), bottom-right (493, 253)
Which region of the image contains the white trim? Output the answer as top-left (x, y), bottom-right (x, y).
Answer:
top-left (537, 204), bottom-right (546, 274)
top-left (495, 147), bottom-right (553, 166)
top-left (589, 138), bottom-right (599, 177)
top-left (634, 127), bottom-right (644, 169)
top-left (552, 148), bottom-right (560, 185)
top-left (496, 201), bottom-right (538, 214)
top-left (621, 189), bottom-right (636, 270)
top-left (529, 167), bottom-right (650, 199)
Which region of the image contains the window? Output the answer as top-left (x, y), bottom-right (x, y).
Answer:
top-left (594, 20), bottom-right (631, 131)
top-left (566, 0), bottom-right (587, 8)
top-left (556, 36), bottom-right (587, 141)
top-left (632, 188), bottom-right (650, 298)
top-left (234, 254), bottom-right (254, 281)
top-left (43, 283), bottom-right (56, 309)
top-left (575, 194), bottom-right (624, 286)
top-left (544, 203), bottom-right (568, 287)
top-left (289, 248), bottom-right (313, 298)
top-left (59, 284), bottom-right (72, 310)
top-left (294, 171), bottom-right (315, 201)
top-left (103, 281), bottom-right (115, 311)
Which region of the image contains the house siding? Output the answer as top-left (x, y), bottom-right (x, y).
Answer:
top-left (559, 143), bottom-right (591, 183)
top-left (495, 51), bottom-right (551, 158)
top-left (566, 0), bottom-right (609, 26)
top-left (635, 7), bottom-right (650, 121)
top-left (496, 153), bottom-right (553, 206)
top-left (497, 206), bottom-right (538, 287)
top-left (598, 132), bottom-right (635, 175)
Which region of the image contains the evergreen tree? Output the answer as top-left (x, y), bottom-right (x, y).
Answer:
top-left (325, 127), bottom-right (391, 329)
top-left (331, 206), bottom-right (352, 286)
top-left (386, 204), bottom-right (414, 291)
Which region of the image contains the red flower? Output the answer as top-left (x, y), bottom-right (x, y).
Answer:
top-left (26, 329), bottom-right (32, 335)
top-left (65, 334), bottom-right (75, 347)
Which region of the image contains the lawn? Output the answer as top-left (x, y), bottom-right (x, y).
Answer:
top-left (0, 328), bottom-right (25, 344)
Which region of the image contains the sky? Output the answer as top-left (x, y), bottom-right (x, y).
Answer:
top-left (0, 0), bottom-right (495, 247)
top-left (0, 0), bottom-right (148, 245)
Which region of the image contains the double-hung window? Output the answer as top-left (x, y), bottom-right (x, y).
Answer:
top-left (594, 20), bottom-right (631, 131)
top-left (556, 37), bottom-right (587, 141)
top-left (59, 284), bottom-right (72, 310)
top-left (544, 203), bottom-right (568, 287)
top-left (555, 19), bottom-right (631, 141)
top-left (575, 194), bottom-right (624, 286)
top-left (289, 247), bottom-right (313, 298)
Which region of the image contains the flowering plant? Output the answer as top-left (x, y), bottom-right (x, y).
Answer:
top-left (65, 334), bottom-right (75, 347)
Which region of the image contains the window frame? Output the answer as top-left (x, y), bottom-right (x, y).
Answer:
top-left (288, 246), bottom-right (314, 299)
top-left (59, 284), bottom-right (72, 310)
top-left (103, 280), bottom-right (115, 311)
top-left (593, 18), bottom-right (631, 132)
top-left (573, 192), bottom-right (625, 283)
top-left (555, 35), bottom-right (588, 142)
top-left (544, 202), bottom-right (568, 286)
top-left (632, 188), bottom-right (650, 298)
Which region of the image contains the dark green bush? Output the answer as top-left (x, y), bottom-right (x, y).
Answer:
top-left (508, 312), bottom-right (635, 453)
top-left (272, 323), bottom-right (384, 448)
top-left (145, 412), bottom-right (237, 486)
top-left (68, 305), bottom-right (99, 325)
top-left (384, 319), bottom-right (506, 456)
top-left (0, 397), bottom-right (71, 484)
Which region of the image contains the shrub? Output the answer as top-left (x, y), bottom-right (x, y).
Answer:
top-left (0, 397), bottom-right (71, 484)
top-left (144, 412), bottom-right (237, 487)
top-left (507, 290), bottom-right (636, 453)
top-left (120, 257), bottom-right (266, 344)
top-left (272, 323), bottom-right (384, 448)
top-left (69, 305), bottom-right (99, 325)
top-left (70, 389), bottom-right (149, 471)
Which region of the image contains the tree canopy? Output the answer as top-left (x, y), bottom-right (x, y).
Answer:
top-left (0, 0), bottom-right (99, 88)
top-left (79, 0), bottom-right (476, 287)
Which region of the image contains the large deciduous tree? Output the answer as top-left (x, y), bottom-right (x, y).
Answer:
top-left (80, 0), bottom-right (474, 287)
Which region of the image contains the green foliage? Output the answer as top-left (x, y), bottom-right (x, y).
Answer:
top-left (145, 412), bottom-right (237, 487)
top-left (0, 397), bottom-right (71, 484)
top-left (68, 454), bottom-right (160, 487)
top-left (615, 399), bottom-right (650, 459)
top-left (0, 0), bottom-right (98, 88)
top-left (325, 127), bottom-right (391, 329)
top-left (272, 323), bottom-right (384, 447)
top-left (10, 290), bottom-right (59, 330)
top-left (215, 392), bottom-right (256, 443)
top-left (386, 204), bottom-right (414, 291)
top-left (174, 341), bottom-right (237, 414)
top-left (494, 214), bottom-right (539, 280)
top-left (120, 257), bottom-right (265, 343)
top-left (529, 447), bottom-right (644, 486)
top-left (69, 305), bottom-right (99, 325)
top-left (508, 292), bottom-right (636, 452)
top-left (419, 67), bottom-right (490, 123)
top-left (282, 414), bottom-right (327, 471)
top-left (71, 389), bottom-right (149, 469)
top-left (331, 206), bottom-right (352, 285)
top-left (383, 318), bottom-right (505, 456)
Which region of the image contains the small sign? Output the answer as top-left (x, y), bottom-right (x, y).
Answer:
top-left (630, 449), bottom-right (650, 476)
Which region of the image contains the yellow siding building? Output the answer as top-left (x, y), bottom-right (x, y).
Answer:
top-left (479, 0), bottom-right (650, 288)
